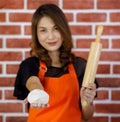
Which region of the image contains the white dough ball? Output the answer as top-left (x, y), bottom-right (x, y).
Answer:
top-left (27, 89), bottom-right (49, 104)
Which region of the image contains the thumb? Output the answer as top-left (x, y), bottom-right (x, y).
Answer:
top-left (24, 98), bottom-right (28, 104)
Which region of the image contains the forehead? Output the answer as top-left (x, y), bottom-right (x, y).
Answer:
top-left (37, 16), bottom-right (55, 28)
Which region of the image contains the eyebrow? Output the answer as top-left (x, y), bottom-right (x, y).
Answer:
top-left (38, 25), bottom-right (57, 29)
top-left (38, 26), bottom-right (46, 29)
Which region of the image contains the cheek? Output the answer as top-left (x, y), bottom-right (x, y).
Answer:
top-left (37, 34), bottom-right (46, 43)
top-left (56, 32), bottom-right (63, 41)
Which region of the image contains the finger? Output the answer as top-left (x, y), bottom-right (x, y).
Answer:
top-left (83, 94), bottom-right (93, 103)
top-left (41, 103), bottom-right (50, 107)
top-left (31, 103), bottom-right (49, 108)
top-left (80, 87), bottom-right (86, 97)
top-left (83, 88), bottom-right (96, 98)
top-left (31, 103), bottom-right (38, 108)
top-left (87, 83), bottom-right (96, 90)
top-left (81, 87), bottom-right (86, 91)
top-left (24, 98), bottom-right (28, 104)
top-left (86, 89), bottom-right (96, 97)
top-left (46, 103), bottom-right (50, 107)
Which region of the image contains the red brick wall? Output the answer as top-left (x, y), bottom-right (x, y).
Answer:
top-left (0, 0), bottom-right (120, 122)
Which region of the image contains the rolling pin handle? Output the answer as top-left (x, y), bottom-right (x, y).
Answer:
top-left (96, 25), bottom-right (103, 43)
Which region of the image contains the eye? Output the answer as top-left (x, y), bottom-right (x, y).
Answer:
top-left (40, 29), bottom-right (46, 32)
top-left (54, 26), bottom-right (59, 30)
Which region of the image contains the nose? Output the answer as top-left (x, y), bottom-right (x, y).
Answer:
top-left (48, 31), bottom-right (54, 40)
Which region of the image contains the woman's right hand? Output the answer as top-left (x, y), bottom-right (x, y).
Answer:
top-left (24, 89), bottom-right (49, 108)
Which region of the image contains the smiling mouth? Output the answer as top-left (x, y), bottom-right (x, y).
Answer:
top-left (48, 42), bottom-right (57, 46)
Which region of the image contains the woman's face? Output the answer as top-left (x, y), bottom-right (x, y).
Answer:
top-left (37, 16), bottom-right (63, 52)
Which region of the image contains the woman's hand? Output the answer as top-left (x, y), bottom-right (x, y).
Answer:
top-left (80, 83), bottom-right (96, 120)
top-left (24, 89), bottom-right (49, 109)
top-left (25, 76), bottom-right (49, 108)
top-left (81, 83), bottom-right (96, 104)
top-left (24, 97), bottom-right (49, 108)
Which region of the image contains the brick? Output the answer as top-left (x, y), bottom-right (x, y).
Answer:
top-left (70, 25), bottom-right (91, 35)
top-left (113, 65), bottom-right (120, 74)
top-left (110, 13), bottom-right (120, 22)
top-left (9, 13), bottom-right (33, 22)
top-left (97, 78), bottom-right (120, 87)
top-left (0, 38), bottom-right (3, 48)
top-left (97, 0), bottom-right (120, 9)
top-left (0, 116), bottom-right (2, 122)
top-left (95, 90), bottom-right (109, 100)
top-left (24, 25), bottom-right (31, 35)
top-left (6, 116), bottom-right (27, 122)
top-left (111, 117), bottom-right (120, 122)
top-left (112, 90), bottom-right (120, 100)
top-left (77, 13), bottom-right (106, 22)
top-left (63, 0), bottom-right (94, 9)
top-left (76, 39), bottom-right (92, 48)
top-left (112, 39), bottom-right (120, 48)
top-left (101, 51), bottom-right (120, 61)
top-left (0, 77), bottom-right (15, 87)
top-left (6, 64), bottom-right (19, 74)
top-left (25, 51), bottom-right (31, 59)
top-left (82, 116), bottom-right (108, 122)
top-left (76, 39), bottom-right (109, 48)
top-left (73, 51), bottom-right (88, 60)
top-left (27, 0), bottom-right (58, 9)
top-left (5, 90), bottom-right (16, 100)
top-left (0, 64), bottom-right (2, 74)
top-left (95, 104), bottom-right (120, 113)
top-left (0, 52), bottom-right (22, 61)
top-left (0, 13), bottom-right (6, 22)
top-left (97, 64), bottom-right (110, 74)
top-left (0, 103), bottom-right (22, 112)
top-left (65, 13), bottom-right (74, 22)
top-left (0, 26), bottom-right (21, 35)
top-left (0, 0), bottom-right (24, 9)
top-left (102, 26), bottom-right (120, 35)
top-left (6, 39), bottom-right (31, 48)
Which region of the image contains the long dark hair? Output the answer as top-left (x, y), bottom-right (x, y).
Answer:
top-left (30, 3), bottom-right (74, 68)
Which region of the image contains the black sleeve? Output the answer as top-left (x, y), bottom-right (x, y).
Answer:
top-left (73, 57), bottom-right (86, 87)
top-left (13, 56), bottom-right (39, 100)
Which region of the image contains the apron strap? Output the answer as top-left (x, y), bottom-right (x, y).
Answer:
top-left (38, 61), bottom-right (47, 82)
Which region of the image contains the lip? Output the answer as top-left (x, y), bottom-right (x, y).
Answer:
top-left (48, 42), bottom-right (57, 46)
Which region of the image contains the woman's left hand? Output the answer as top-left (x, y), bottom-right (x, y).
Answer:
top-left (80, 83), bottom-right (96, 104)
top-left (24, 97), bottom-right (49, 108)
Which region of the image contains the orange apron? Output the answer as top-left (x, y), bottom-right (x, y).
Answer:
top-left (27, 61), bottom-right (82, 122)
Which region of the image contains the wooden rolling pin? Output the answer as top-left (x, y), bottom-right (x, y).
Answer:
top-left (81, 25), bottom-right (103, 106)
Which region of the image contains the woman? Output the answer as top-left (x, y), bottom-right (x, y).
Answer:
top-left (14, 3), bottom-right (97, 122)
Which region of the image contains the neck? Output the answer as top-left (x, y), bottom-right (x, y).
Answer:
top-left (48, 51), bottom-right (61, 67)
